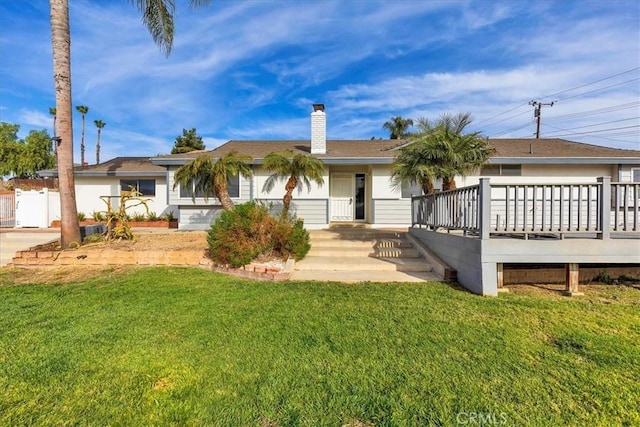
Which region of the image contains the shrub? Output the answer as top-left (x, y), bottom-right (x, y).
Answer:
top-left (147, 211), bottom-right (159, 221)
top-left (77, 211), bottom-right (86, 221)
top-left (207, 202), bottom-right (310, 267)
top-left (163, 211), bottom-right (175, 222)
top-left (133, 212), bottom-right (146, 222)
top-left (91, 210), bottom-right (104, 222)
top-left (273, 218), bottom-right (310, 260)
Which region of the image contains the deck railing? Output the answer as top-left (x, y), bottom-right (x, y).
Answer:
top-left (411, 177), bottom-right (639, 239)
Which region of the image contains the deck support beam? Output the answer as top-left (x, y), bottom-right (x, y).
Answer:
top-left (496, 263), bottom-right (509, 293)
top-left (563, 263), bottom-right (583, 296)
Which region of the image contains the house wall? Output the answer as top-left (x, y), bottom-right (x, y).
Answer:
top-left (167, 167), bottom-right (251, 206)
top-left (73, 176), bottom-right (168, 219)
top-left (619, 164), bottom-right (640, 182)
top-left (253, 166), bottom-right (330, 199)
top-left (457, 164), bottom-right (617, 187)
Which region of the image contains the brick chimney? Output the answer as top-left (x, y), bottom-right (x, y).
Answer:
top-left (311, 103), bottom-right (326, 154)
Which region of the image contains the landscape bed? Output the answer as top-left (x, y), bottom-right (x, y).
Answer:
top-left (0, 266), bottom-right (638, 426)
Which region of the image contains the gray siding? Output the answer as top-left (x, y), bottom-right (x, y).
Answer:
top-left (178, 206), bottom-right (223, 230)
top-left (259, 199), bottom-right (328, 225)
top-left (372, 199), bottom-right (412, 225)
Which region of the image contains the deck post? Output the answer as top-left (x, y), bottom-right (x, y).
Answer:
top-left (479, 178), bottom-right (491, 240)
top-left (598, 176), bottom-right (611, 240)
top-left (496, 263), bottom-right (509, 293)
top-left (563, 263), bottom-right (583, 296)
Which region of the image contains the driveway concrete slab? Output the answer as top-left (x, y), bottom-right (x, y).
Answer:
top-left (0, 230), bottom-right (60, 267)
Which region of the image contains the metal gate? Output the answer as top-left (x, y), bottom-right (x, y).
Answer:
top-left (0, 192), bottom-right (15, 228)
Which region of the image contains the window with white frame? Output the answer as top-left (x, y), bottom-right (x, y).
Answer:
top-left (120, 179), bottom-right (156, 196)
top-left (179, 175), bottom-right (240, 199)
top-left (480, 164), bottom-right (522, 176)
top-left (401, 181), bottom-right (423, 198)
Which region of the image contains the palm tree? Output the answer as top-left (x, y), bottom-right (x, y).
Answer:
top-left (76, 105), bottom-right (89, 165)
top-left (49, 0), bottom-right (209, 247)
top-left (49, 107), bottom-right (57, 136)
top-left (49, 106), bottom-right (57, 158)
top-left (94, 120), bottom-right (106, 164)
top-left (262, 150), bottom-right (325, 218)
top-left (50, 0), bottom-right (81, 247)
top-left (383, 116), bottom-right (414, 139)
top-left (173, 152), bottom-right (252, 211)
top-left (413, 113), bottom-right (494, 190)
top-left (391, 142), bottom-right (437, 196)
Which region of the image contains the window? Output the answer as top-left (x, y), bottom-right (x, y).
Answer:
top-left (480, 164), bottom-right (522, 176)
top-left (401, 182), bottom-right (423, 198)
top-left (179, 175), bottom-right (240, 199)
top-left (632, 168), bottom-right (640, 183)
top-left (120, 179), bottom-right (155, 196)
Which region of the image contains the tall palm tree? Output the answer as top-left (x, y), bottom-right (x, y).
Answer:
top-left (94, 119), bottom-right (106, 164)
top-left (49, 0), bottom-right (209, 247)
top-left (383, 116), bottom-right (414, 139)
top-left (50, 0), bottom-right (81, 247)
top-left (414, 113), bottom-right (494, 191)
top-left (76, 105), bottom-right (89, 165)
top-left (262, 150), bottom-right (325, 218)
top-left (49, 107), bottom-right (57, 136)
top-left (173, 152), bottom-right (252, 211)
top-left (49, 106), bottom-right (57, 158)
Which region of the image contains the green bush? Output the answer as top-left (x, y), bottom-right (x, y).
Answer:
top-left (207, 202), bottom-right (310, 267)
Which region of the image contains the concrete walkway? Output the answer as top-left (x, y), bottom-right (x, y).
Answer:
top-left (0, 229), bottom-right (60, 267)
top-left (291, 228), bottom-right (441, 283)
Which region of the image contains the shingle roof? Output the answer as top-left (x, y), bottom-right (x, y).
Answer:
top-left (152, 138), bottom-right (639, 165)
top-left (74, 157), bottom-right (166, 174)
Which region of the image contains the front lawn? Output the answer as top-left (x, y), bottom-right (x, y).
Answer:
top-left (0, 267), bottom-right (638, 426)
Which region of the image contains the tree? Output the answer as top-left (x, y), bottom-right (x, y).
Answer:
top-left (171, 128), bottom-right (205, 154)
top-left (49, 107), bottom-right (57, 158)
top-left (76, 105), bottom-right (89, 165)
top-left (173, 151), bottom-right (252, 211)
top-left (391, 143), bottom-right (437, 195)
top-left (413, 113), bottom-right (494, 190)
top-left (0, 123), bottom-right (55, 178)
top-left (94, 119), bottom-right (106, 164)
top-left (0, 122), bottom-right (22, 177)
top-left (262, 150), bottom-right (325, 218)
top-left (383, 116), bottom-right (414, 139)
top-left (49, 0), bottom-right (209, 248)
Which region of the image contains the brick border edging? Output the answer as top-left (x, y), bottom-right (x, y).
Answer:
top-left (10, 245), bottom-right (295, 282)
top-left (211, 258), bottom-right (294, 282)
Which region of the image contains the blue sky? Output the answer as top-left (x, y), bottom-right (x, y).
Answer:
top-left (0, 0), bottom-right (638, 163)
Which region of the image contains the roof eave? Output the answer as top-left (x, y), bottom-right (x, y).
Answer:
top-left (489, 157), bottom-right (640, 165)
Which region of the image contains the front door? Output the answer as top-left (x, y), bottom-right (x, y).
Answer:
top-left (330, 173), bottom-right (367, 222)
top-left (330, 174), bottom-right (353, 221)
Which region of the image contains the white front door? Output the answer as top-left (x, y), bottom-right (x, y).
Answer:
top-left (330, 174), bottom-right (353, 221)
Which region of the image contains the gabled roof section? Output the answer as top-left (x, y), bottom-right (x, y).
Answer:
top-left (39, 157), bottom-right (165, 177)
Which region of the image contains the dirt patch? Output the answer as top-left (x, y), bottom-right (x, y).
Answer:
top-left (41, 230), bottom-right (208, 252)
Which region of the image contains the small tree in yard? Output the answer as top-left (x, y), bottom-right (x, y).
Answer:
top-left (171, 128), bottom-right (205, 154)
top-left (173, 152), bottom-right (252, 211)
top-left (262, 150), bottom-right (325, 219)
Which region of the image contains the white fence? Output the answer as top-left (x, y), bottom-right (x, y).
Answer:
top-left (15, 188), bottom-right (60, 228)
top-left (0, 193), bottom-right (15, 227)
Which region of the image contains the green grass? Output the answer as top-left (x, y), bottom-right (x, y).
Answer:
top-left (0, 268), bottom-right (638, 426)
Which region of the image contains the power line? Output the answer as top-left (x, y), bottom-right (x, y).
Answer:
top-left (539, 67), bottom-right (640, 100)
top-left (474, 67), bottom-right (640, 127)
top-left (546, 101), bottom-right (640, 121)
top-left (542, 117), bottom-right (640, 134)
top-left (555, 77), bottom-right (640, 102)
top-left (541, 124), bottom-right (639, 137)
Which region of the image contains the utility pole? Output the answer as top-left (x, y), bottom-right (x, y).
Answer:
top-left (529, 100), bottom-right (555, 138)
